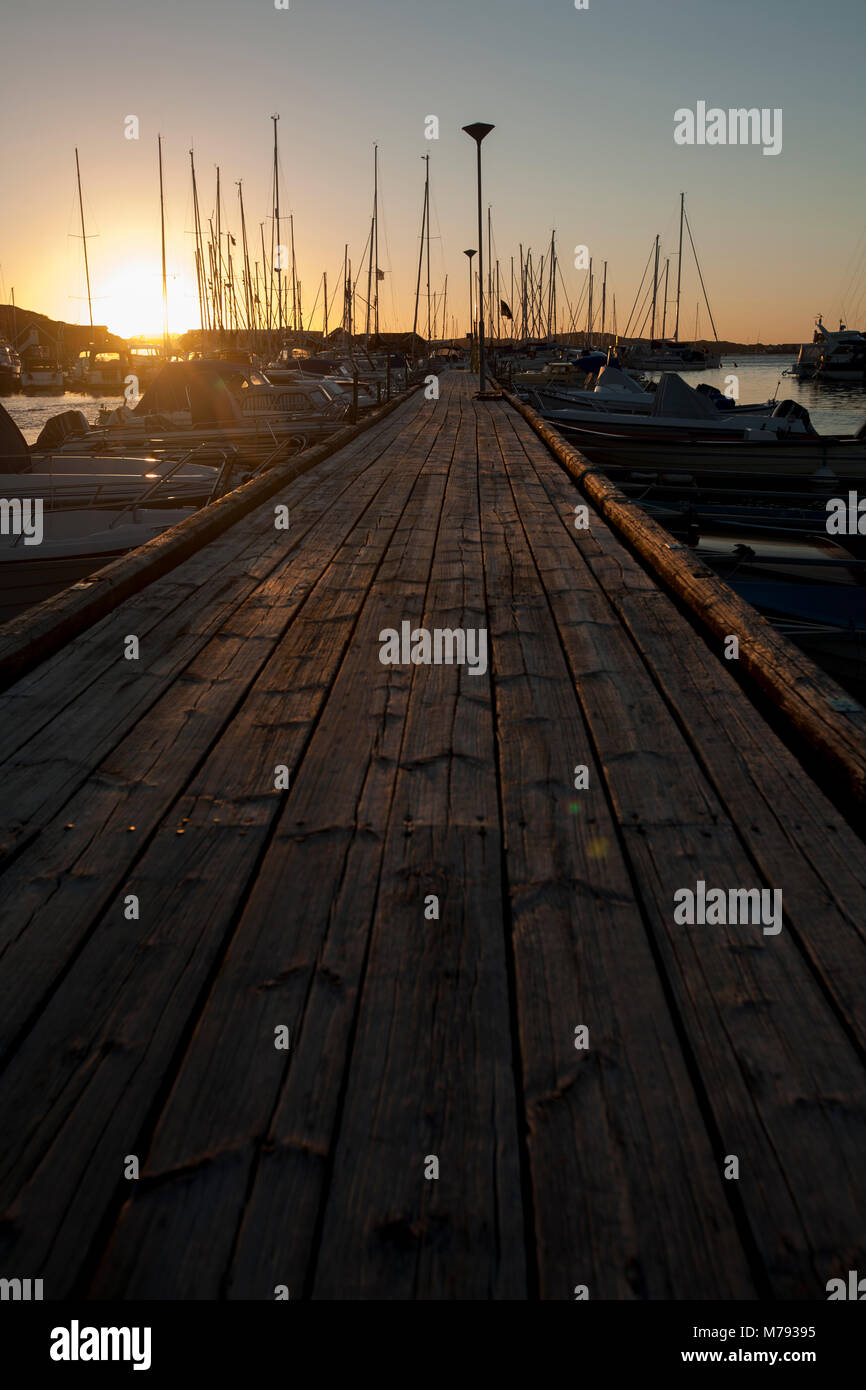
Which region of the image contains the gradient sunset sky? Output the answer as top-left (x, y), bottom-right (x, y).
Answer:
top-left (3, 0), bottom-right (865, 342)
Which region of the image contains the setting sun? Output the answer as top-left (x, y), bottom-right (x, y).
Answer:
top-left (100, 260), bottom-right (191, 339)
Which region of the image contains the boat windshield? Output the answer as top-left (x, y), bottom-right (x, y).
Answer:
top-left (222, 369), bottom-right (268, 394)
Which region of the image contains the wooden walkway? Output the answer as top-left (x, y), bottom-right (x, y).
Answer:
top-left (0, 371), bottom-right (864, 1300)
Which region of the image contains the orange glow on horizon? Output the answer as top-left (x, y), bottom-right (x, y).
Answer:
top-left (97, 261), bottom-right (193, 340)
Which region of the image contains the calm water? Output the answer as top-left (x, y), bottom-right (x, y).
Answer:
top-left (4, 355), bottom-right (866, 445)
top-left (5, 391), bottom-right (125, 446)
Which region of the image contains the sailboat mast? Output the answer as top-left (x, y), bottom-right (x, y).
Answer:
top-left (601, 259), bottom-right (607, 342)
top-left (547, 231), bottom-right (555, 339)
top-left (412, 156), bottom-right (428, 339)
top-left (290, 212), bottom-right (298, 333)
top-left (365, 214), bottom-right (374, 342)
top-left (683, 202), bottom-right (720, 343)
top-left (373, 145), bottom-right (379, 337)
top-left (271, 115), bottom-right (282, 337)
top-left (260, 222), bottom-right (270, 332)
top-left (225, 233), bottom-right (237, 330)
top-left (545, 232), bottom-right (551, 338)
top-left (518, 244), bottom-right (524, 338)
top-left (209, 221), bottom-right (219, 330)
top-left (650, 234), bottom-right (660, 342)
top-left (237, 181), bottom-right (253, 333)
top-left (487, 205), bottom-right (493, 341)
top-left (426, 155), bottom-right (431, 341)
top-left (342, 243), bottom-right (349, 337)
top-left (673, 191), bottom-right (684, 343)
top-left (215, 167), bottom-right (224, 332)
top-left (365, 146), bottom-right (377, 342)
top-left (74, 148), bottom-right (94, 332)
top-left (661, 257), bottom-right (670, 340)
top-left (587, 257), bottom-right (593, 347)
top-left (158, 135), bottom-right (169, 354)
top-left (190, 150), bottom-right (209, 333)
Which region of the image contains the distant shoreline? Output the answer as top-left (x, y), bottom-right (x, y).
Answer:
top-left (0, 304), bottom-right (804, 359)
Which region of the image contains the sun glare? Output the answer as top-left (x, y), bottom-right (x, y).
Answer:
top-left (101, 261), bottom-right (191, 340)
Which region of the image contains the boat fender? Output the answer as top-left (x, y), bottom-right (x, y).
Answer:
top-left (107, 405), bottom-right (139, 428)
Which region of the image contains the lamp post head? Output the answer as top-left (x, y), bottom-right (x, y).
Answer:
top-left (464, 248), bottom-right (476, 260)
top-left (462, 123), bottom-right (495, 145)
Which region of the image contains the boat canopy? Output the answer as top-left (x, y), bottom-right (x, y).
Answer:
top-left (593, 365), bottom-right (644, 395)
top-left (0, 401), bottom-right (31, 471)
top-left (650, 373), bottom-right (719, 420)
top-left (133, 360), bottom-right (267, 427)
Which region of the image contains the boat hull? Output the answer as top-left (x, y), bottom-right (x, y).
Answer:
top-left (557, 424), bottom-right (866, 480)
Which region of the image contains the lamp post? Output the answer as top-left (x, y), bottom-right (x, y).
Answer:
top-left (463, 249), bottom-right (476, 352)
top-left (462, 122), bottom-right (496, 396)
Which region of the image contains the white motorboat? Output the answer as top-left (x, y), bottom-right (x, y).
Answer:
top-left (68, 348), bottom-right (128, 393)
top-left (524, 364), bottom-right (656, 415)
top-left (0, 340), bottom-right (21, 394)
top-left (0, 502), bottom-right (200, 624)
top-left (0, 398), bottom-right (229, 503)
top-left (791, 319), bottom-right (866, 382)
top-left (0, 400), bottom-right (223, 622)
top-left (531, 372), bottom-right (790, 435)
top-left (19, 349), bottom-right (64, 392)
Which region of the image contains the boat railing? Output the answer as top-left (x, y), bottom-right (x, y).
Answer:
top-left (106, 443), bottom-right (235, 528)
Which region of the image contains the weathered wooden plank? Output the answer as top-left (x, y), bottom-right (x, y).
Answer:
top-left (88, 397), bottom-right (463, 1298)
top-left (480, 402), bottom-right (755, 1298)
top-left (0, 418), bottom-right (436, 1061)
top-left (496, 404), bottom-right (866, 1297)
top-left (0, 399), bottom-right (449, 1293)
top-left (0, 394), bottom-right (422, 767)
top-left (0, 400), bottom-right (434, 871)
top-left (505, 391), bottom-right (866, 810)
top-left (306, 396), bottom-right (526, 1299)
top-left (514, 409), bottom-right (866, 1046)
top-left (1, 374), bottom-right (863, 1305)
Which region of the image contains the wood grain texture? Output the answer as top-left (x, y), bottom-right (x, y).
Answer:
top-left (504, 389), bottom-right (866, 808)
top-left (0, 373), bottom-right (863, 1302)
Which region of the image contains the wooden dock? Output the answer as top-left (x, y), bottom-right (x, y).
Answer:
top-left (0, 371), bottom-right (865, 1300)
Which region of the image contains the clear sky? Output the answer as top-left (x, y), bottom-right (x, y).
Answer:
top-left (3, 0), bottom-right (865, 342)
